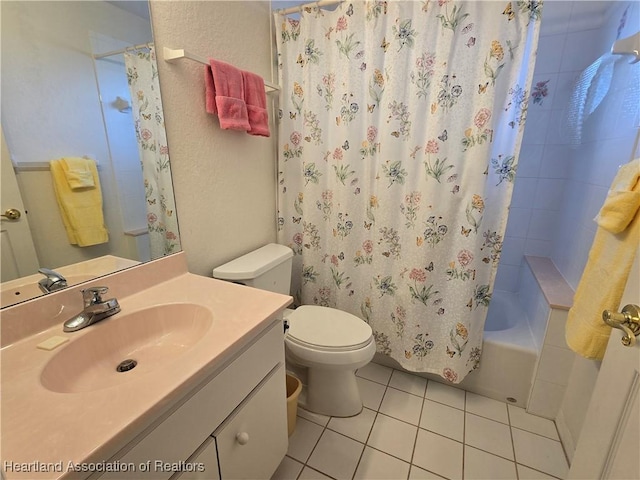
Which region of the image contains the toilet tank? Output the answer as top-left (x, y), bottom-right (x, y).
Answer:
top-left (212, 243), bottom-right (293, 295)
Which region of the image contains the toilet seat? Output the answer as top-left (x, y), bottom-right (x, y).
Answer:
top-left (286, 305), bottom-right (373, 351)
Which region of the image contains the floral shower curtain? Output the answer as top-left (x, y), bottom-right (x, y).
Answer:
top-left (124, 46), bottom-right (181, 258)
top-left (275, 1), bottom-right (541, 383)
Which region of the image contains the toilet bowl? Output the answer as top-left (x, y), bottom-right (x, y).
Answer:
top-left (284, 306), bottom-right (376, 417)
top-left (212, 243), bottom-right (375, 418)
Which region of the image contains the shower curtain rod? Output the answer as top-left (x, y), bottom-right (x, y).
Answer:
top-left (93, 43), bottom-right (152, 59)
top-left (276, 0), bottom-right (343, 15)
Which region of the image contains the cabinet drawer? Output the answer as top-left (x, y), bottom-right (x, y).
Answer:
top-left (215, 364), bottom-right (288, 480)
top-left (171, 438), bottom-right (220, 480)
top-left (99, 320), bottom-right (284, 480)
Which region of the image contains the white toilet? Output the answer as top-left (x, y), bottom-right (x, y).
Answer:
top-left (213, 243), bottom-right (376, 417)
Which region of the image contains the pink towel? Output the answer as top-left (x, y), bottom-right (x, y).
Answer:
top-left (242, 70), bottom-right (270, 137)
top-left (204, 65), bottom-right (217, 115)
top-left (209, 59), bottom-right (250, 131)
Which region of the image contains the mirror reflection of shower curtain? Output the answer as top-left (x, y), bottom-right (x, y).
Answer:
top-left (275, 1), bottom-right (541, 383)
top-left (124, 46), bottom-right (181, 258)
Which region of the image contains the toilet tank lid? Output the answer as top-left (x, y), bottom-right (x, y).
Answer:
top-left (212, 243), bottom-right (293, 280)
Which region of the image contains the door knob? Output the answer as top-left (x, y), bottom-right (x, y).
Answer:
top-left (1, 208), bottom-right (21, 220)
top-left (602, 304), bottom-right (640, 347)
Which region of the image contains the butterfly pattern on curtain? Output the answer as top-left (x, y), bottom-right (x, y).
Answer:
top-left (124, 46), bottom-right (181, 259)
top-left (275, 1), bottom-right (541, 383)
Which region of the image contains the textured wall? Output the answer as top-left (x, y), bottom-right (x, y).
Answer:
top-left (150, 1), bottom-right (277, 277)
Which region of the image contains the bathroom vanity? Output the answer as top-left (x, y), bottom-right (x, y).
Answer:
top-left (0, 252), bottom-right (292, 480)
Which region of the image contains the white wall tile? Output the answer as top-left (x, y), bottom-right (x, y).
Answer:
top-left (517, 143), bottom-right (544, 178)
top-left (538, 1), bottom-right (574, 37)
top-left (523, 109), bottom-right (553, 145)
top-left (511, 178), bottom-right (538, 209)
top-left (527, 380), bottom-right (567, 419)
top-left (536, 345), bottom-right (576, 385)
top-left (560, 29), bottom-right (605, 72)
top-left (544, 109), bottom-right (571, 145)
top-left (533, 178), bottom-right (566, 211)
top-left (534, 35), bottom-right (566, 75)
top-left (545, 309), bottom-right (569, 348)
top-left (505, 208), bottom-right (532, 238)
top-left (500, 236), bottom-right (526, 266)
top-left (527, 210), bottom-right (558, 241)
top-left (553, 71), bottom-right (579, 110)
top-left (539, 144), bottom-right (572, 179)
top-left (524, 238), bottom-right (552, 257)
top-left (494, 264), bottom-right (521, 293)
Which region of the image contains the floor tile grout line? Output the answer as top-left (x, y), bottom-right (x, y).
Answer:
top-left (461, 388), bottom-right (467, 480)
top-left (506, 398), bottom-right (520, 480)
top-left (350, 381), bottom-right (390, 480)
top-left (408, 378), bottom-right (427, 472)
top-left (299, 414), bottom-right (331, 479)
top-left (511, 424), bottom-right (564, 442)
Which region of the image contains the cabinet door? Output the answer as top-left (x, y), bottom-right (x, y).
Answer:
top-left (172, 438), bottom-right (220, 480)
top-left (214, 364), bottom-right (288, 480)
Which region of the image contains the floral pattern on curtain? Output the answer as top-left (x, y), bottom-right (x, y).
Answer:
top-left (275, 1), bottom-right (541, 383)
top-left (124, 46), bottom-right (181, 258)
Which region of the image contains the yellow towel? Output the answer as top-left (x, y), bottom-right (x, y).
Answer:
top-left (60, 157), bottom-right (95, 190)
top-left (566, 158), bottom-right (640, 359)
top-left (50, 158), bottom-right (109, 247)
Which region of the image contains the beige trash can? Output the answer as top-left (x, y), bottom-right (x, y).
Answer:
top-left (285, 374), bottom-right (302, 437)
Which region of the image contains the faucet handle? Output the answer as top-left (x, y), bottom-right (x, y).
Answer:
top-left (82, 286), bottom-right (109, 306)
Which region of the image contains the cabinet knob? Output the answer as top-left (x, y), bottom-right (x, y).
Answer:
top-left (236, 432), bottom-right (250, 445)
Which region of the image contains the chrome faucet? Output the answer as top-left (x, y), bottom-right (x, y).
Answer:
top-left (63, 286), bottom-right (120, 332)
top-left (37, 268), bottom-right (68, 293)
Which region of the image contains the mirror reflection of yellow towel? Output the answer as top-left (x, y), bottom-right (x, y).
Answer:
top-left (61, 157), bottom-right (95, 190)
top-left (50, 158), bottom-right (109, 247)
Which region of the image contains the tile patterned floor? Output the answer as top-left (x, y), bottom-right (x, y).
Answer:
top-left (272, 362), bottom-right (569, 480)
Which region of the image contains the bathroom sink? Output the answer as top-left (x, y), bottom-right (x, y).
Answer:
top-left (40, 303), bottom-right (213, 393)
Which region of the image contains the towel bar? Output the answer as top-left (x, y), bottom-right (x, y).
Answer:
top-left (163, 47), bottom-right (280, 92)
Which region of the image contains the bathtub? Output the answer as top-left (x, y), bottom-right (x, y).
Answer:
top-left (458, 290), bottom-right (538, 407)
top-left (374, 290), bottom-right (538, 408)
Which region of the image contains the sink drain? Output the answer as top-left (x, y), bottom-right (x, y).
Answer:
top-left (116, 359), bottom-right (137, 372)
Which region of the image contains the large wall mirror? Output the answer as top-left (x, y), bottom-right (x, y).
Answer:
top-left (0, 1), bottom-right (181, 308)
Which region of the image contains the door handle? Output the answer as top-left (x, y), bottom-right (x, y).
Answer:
top-left (1, 208), bottom-right (21, 220)
top-left (602, 304), bottom-right (640, 347)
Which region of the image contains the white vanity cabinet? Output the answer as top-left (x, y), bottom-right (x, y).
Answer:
top-left (96, 319), bottom-right (288, 480)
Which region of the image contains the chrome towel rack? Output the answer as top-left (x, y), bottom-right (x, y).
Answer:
top-left (163, 47), bottom-right (280, 92)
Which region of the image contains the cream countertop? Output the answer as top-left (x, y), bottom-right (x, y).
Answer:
top-left (0, 253), bottom-right (292, 479)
